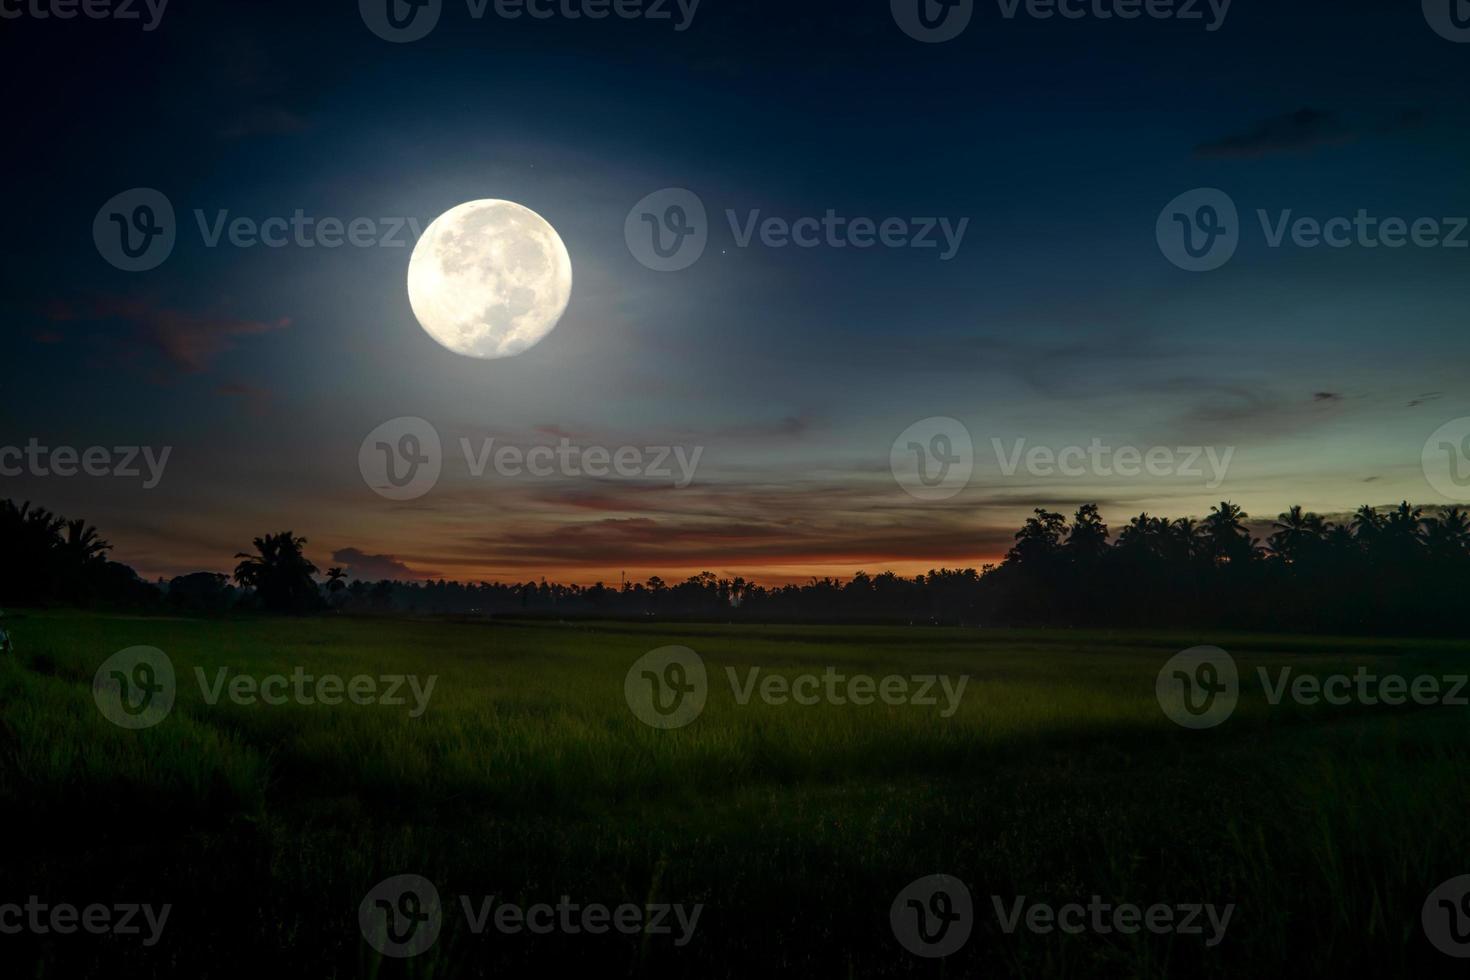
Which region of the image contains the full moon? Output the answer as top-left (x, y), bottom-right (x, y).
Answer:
top-left (407, 200), bottom-right (572, 359)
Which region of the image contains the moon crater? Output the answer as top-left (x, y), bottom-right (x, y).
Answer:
top-left (407, 199), bottom-right (572, 359)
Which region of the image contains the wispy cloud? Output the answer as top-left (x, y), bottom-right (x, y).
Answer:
top-left (1194, 107), bottom-right (1425, 159)
top-left (217, 382), bottom-right (273, 415)
top-left (49, 297), bottom-right (291, 374)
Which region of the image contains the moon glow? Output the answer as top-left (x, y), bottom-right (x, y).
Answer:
top-left (407, 199), bottom-right (572, 359)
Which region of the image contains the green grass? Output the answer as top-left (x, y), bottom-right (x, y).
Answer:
top-left (2, 610), bottom-right (1469, 977)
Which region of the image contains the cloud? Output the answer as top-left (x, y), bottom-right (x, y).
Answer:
top-left (56, 297), bottom-right (291, 374)
top-left (704, 414), bottom-right (814, 441)
top-left (1194, 108), bottom-right (1352, 158)
top-left (1193, 107), bottom-right (1426, 159)
top-left (217, 382), bottom-right (273, 415)
top-left (330, 548), bottom-right (439, 582)
top-left (217, 106), bottom-right (309, 141)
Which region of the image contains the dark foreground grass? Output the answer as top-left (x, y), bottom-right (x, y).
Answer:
top-left (2, 610), bottom-right (1469, 977)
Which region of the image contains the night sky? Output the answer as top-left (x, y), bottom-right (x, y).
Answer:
top-left (3, 0), bottom-right (1468, 585)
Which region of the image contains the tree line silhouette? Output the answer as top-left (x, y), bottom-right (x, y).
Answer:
top-left (3, 496), bottom-right (1467, 635)
top-left (0, 500), bottom-right (156, 607)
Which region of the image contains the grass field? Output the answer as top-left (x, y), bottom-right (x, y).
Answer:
top-left (3, 609), bottom-right (1470, 977)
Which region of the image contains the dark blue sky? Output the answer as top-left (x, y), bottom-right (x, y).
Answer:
top-left (3, 0), bottom-right (1468, 583)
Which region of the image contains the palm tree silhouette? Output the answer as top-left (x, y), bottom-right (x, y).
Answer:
top-left (1423, 507), bottom-right (1470, 560)
top-left (1170, 517), bottom-right (1204, 562)
top-left (1269, 506), bottom-right (1325, 563)
top-left (62, 518), bottom-right (111, 566)
top-left (234, 532), bottom-right (322, 613)
top-left (1202, 501), bottom-right (1251, 564)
